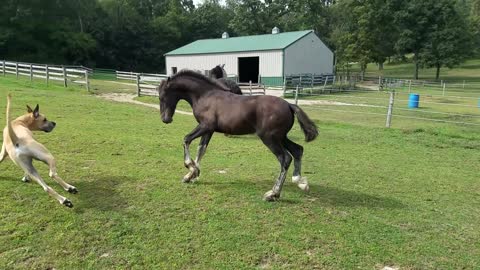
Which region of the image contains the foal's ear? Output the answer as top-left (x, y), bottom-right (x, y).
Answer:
top-left (221, 64), bottom-right (225, 68)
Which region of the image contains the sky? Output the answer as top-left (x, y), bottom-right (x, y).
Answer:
top-left (193, 0), bottom-right (226, 6)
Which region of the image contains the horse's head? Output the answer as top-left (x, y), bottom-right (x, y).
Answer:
top-left (210, 64), bottom-right (226, 79)
top-left (158, 77), bottom-right (177, 124)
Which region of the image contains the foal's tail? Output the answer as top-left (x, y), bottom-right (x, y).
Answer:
top-left (289, 104), bottom-right (318, 142)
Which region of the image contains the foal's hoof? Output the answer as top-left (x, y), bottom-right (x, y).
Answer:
top-left (293, 176), bottom-right (309, 192)
top-left (263, 190), bottom-right (280, 202)
top-left (67, 186), bottom-right (78, 194)
top-left (182, 168), bottom-right (200, 183)
top-left (62, 199), bottom-right (73, 208)
top-left (21, 176), bottom-right (31, 183)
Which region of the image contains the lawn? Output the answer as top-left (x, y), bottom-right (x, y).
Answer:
top-left (0, 76), bottom-right (479, 269)
top-left (356, 58), bottom-right (480, 82)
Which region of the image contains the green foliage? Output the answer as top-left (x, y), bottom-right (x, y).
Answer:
top-left (395, 0), bottom-right (475, 80)
top-left (0, 0), bottom-right (478, 78)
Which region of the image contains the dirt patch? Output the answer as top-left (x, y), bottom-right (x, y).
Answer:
top-left (96, 93), bottom-right (193, 116)
top-left (97, 92), bottom-right (379, 112)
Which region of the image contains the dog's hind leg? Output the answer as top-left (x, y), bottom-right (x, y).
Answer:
top-left (36, 151), bottom-right (77, 194)
top-left (18, 158), bottom-right (73, 207)
top-left (21, 174), bottom-right (31, 182)
top-left (0, 142), bottom-right (7, 163)
top-left (48, 159), bottom-right (77, 194)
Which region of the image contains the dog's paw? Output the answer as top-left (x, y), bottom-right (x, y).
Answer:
top-left (67, 187), bottom-right (78, 194)
top-left (62, 199), bottom-right (73, 208)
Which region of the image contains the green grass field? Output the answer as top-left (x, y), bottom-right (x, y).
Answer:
top-left (0, 74), bottom-right (479, 269)
top-left (356, 58), bottom-right (480, 82)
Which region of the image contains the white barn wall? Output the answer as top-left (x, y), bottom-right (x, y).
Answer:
top-left (284, 32), bottom-right (334, 75)
top-left (165, 50), bottom-right (283, 77)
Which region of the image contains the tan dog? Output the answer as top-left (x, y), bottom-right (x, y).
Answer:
top-left (0, 94), bottom-right (77, 208)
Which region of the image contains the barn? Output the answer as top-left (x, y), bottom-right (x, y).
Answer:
top-left (164, 28), bottom-right (334, 86)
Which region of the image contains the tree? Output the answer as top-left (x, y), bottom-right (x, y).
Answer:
top-left (395, 0), bottom-right (474, 80)
top-left (420, 0), bottom-right (473, 80)
top-left (191, 0), bottom-right (233, 40)
top-left (331, 0), bottom-right (397, 76)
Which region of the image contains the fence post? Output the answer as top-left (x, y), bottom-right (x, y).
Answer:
top-left (408, 80), bottom-right (412, 93)
top-left (282, 76), bottom-right (287, 96)
top-left (15, 62), bottom-right (18, 79)
top-left (85, 70), bottom-right (90, 92)
top-left (378, 76), bottom-right (381, 91)
top-left (136, 74), bottom-right (141, 97)
top-left (62, 66), bottom-right (67, 87)
top-left (45, 65), bottom-right (49, 86)
top-left (2, 60), bottom-right (5, 76)
top-left (249, 80), bottom-right (252, 95)
top-left (462, 80), bottom-right (465, 89)
top-left (294, 85), bottom-right (299, 105)
top-left (442, 82), bottom-right (446, 96)
top-left (386, 90), bottom-right (395, 128)
top-left (323, 75), bottom-right (328, 93)
top-left (29, 64), bottom-right (33, 82)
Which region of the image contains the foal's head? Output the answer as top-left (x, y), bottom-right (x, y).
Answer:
top-left (158, 78), bottom-right (178, 124)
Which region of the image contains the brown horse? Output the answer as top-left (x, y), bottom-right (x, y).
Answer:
top-left (158, 70), bottom-right (318, 201)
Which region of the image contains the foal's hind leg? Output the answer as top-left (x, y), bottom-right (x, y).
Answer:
top-left (284, 138), bottom-right (309, 192)
top-left (261, 137), bottom-right (292, 201)
top-left (194, 132), bottom-right (213, 173)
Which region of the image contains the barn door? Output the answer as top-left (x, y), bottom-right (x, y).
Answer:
top-left (238, 57), bottom-right (259, 83)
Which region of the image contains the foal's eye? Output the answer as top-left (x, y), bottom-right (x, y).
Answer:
top-left (44, 118), bottom-right (47, 122)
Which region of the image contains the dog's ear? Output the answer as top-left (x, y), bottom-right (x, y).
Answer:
top-left (33, 104), bottom-right (39, 118)
top-left (27, 105), bottom-right (33, 113)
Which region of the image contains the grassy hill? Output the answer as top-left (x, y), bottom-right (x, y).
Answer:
top-left (352, 58), bottom-right (480, 82)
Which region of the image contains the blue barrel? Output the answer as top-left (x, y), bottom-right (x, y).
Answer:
top-left (408, 94), bottom-right (420, 108)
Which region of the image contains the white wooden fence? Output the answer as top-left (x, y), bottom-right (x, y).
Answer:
top-left (239, 81), bottom-right (266, 96)
top-left (115, 71), bottom-right (168, 96)
top-left (0, 60), bottom-right (90, 91)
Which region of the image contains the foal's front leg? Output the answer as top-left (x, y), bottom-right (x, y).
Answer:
top-left (182, 125), bottom-right (209, 183)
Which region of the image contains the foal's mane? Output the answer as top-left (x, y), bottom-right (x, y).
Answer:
top-left (170, 70), bottom-right (229, 91)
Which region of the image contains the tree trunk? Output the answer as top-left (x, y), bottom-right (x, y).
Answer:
top-left (78, 14), bottom-right (84, 33)
top-left (413, 53), bottom-right (419, 80)
top-left (435, 63), bottom-right (441, 81)
top-left (361, 63), bottom-right (367, 81)
top-left (378, 62), bottom-right (384, 70)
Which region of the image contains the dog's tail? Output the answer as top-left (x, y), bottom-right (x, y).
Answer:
top-left (6, 94), bottom-right (19, 145)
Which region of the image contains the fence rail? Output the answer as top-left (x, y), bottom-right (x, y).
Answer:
top-left (0, 60), bottom-right (90, 91)
top-left (238, 81), bottom-right (266, 96)
top-left (288, 85), bottom-right (480, 128)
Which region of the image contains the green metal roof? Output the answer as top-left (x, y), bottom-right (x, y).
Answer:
top-left (165, 30), bottom-right (313, 56)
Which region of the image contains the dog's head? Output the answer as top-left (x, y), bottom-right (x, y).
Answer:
top-left (26, 104), bottom-right (56, 133)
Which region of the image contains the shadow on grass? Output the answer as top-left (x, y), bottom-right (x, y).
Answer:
top-left (74, 175), bottom-right (131, 212)
top-left (202, 179), bottom-right (404, 209)
top-left (306, 183), bottom-right (405, 209)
